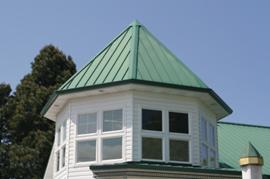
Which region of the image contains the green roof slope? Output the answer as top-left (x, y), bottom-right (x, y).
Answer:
top-left (59, 20), bottom-right (208, 91)
top-left (218, 122), bottom-right (270, 174)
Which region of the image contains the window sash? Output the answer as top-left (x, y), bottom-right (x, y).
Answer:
top-left (102, 137), bottom-right (122, 160)
top-left (77, 140), bottom-right (96, 162)
top-left (142, 109), bottom-right (162, 132)
top-left (142, 137), bottom-right (162, 160)
top-left (103, 109), bottom-right (123, 132)
top-left (169, 139), bottom-right (189, 162)
top-left (78, 112), bottom-right (97, 135)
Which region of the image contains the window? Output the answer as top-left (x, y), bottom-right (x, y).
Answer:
top-left (142, 109), bottom-right (162, 131)
top-left (169, 112), bottom-right (188, 134)
top-left (103, 109), bottom-right (122, 132)
top-left (201, 118), bottom-right (207, 141)
top-left (75, 108), bottom-right (125, 164)
top-left (63, 121), bottom-right (67, 141)
top-left (55, 120), bottom-right (68, 173)
top-left (209, 124), bottom-right (215, 146)
top-left (141, 108), bottom-right (190, 163)
top-left (102, 137), bottom-right (122, 160)
top-left (142, 137), bottom-right (162, 160)
top-left (57, 128), bottom-right (61, 146)
top-left (170, 139), bottom-right (189, 162)
top-left (77, 140), bottom-right (96, 162)
top-left (210, 150), bottom-right (215, 168)
top-left (62, 147), bottom-right (66, 167)
top-left (56, 151), bottom-right (60, 172)
top-left (202, 145), bottom-right (207, 167)
top-left (78, 113), bottom-right (97, 135)
top-left (201, 117), bottom-right (216, 168)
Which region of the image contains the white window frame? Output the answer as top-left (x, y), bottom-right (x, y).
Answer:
top-left (77, 111), bottom-right (98, 136)
top-left (74, 106), bottom-right (126, 167)
top-left (200, 116), bottom-right (217, 168)
top-left (55, 119), bottom-right (68, 174)
top-left (140, 107), bottom-right (192, 164)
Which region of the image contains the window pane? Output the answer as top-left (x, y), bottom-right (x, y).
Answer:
top-left (142, 137), bottom-right (162, 160)
top-left (103, 109), bottom-right (122, 132)
top-left (201, 118), bottom-right (207, 141)
top-left (77, 140), bottom-right (96, 162)
top-left (202, 145), bottom-right (208, 167)
top-left (57, 128), bottom-right (61, 146)
top-left (210, 150), bottom-right (215, 168)
top-left (142, 109), bottom-right (162, 131)
top-left (103, 138), bottom-right (122, 160)
top-left (209, 124), bottom-right (215, 146)
top-left (56, 151), bottom-right (60, 171)
top-left (170, 140), bottom-right (189, 162)
top-left (78, 113), bottom-right (97, 135)
top-left (62, 147), bottom-right (66, 167)
top-left (169, 112), bottom-right (188, 134)
top-left (63, 121), bottom-right (67, 141)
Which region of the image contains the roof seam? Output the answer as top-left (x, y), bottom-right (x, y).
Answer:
top-left (112, 50), bottom-right (130, 82)
top-left (102, 30), bottom-right (131, 83)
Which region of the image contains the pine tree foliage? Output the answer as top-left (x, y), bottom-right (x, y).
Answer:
top-left (6, 44), bottom-right (76, 178)
top-left (0, 83), bottom-right (12, 178)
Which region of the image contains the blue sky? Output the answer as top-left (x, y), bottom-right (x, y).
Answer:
top-left (0, 1), bottom-right (269, 126)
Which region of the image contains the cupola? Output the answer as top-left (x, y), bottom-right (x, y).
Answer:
top-left (42, 20), bottom-right (232, 179)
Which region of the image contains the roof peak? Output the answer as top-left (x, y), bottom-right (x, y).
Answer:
top-left (240, 142), bottom-right (263, 158)
top-left (129, 19), bottom-right (144, 27)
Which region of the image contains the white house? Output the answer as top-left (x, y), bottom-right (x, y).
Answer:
top-left (42, 20), bottom-right (268, 179)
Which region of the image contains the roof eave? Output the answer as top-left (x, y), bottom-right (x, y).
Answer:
top-left (41, 79), bottom-right (232, 121)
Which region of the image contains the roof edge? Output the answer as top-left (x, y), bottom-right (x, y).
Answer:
top-left (90, 162), bottom-right (242, 175)
top-left (40, 91), bottom-right (58, 116)
top-left (218, 121), bottom-right (270, 129)
top-left (41, 79), bottom-right (232, 118)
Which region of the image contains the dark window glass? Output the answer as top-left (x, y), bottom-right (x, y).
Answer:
top-left (62, 147), bottom-right (66, 167)
top-left (209, 124), bottom-right (215, 146)
top-left (169, 140), bottom-right (189, 162)
top-left (202, 145), bottom-right (207, 167)
top-left (56, 151), bottom-right (60, 171)
top-left (201, 118), bottom-right (207, 140)
top-left (142, 109), bottom-right (162, 131)
top-left (169, 112), bottom-right (188, 134)
top-left (142, 137), bottom-right (162, 160)
top-left (210, 150), bottom-right (215, 168)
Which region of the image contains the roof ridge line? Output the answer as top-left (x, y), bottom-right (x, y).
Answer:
top-left (218, 121), bottom-right (270, 128)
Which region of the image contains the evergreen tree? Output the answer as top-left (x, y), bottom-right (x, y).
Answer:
top-left (0, 83), bottom-right (12, 178)
top-left (7, 44), bottom-right (76, 178)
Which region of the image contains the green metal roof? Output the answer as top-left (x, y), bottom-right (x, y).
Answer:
top-left (240, 142), bottom-right (263, 158)
top-left (218, 122), bottom-right (270, 174)
top-left (59, 20), bottom-right (208, 91)
top-left (90, 161), bottom-right (242, 177)
top-left (41, 20), bottom-right (233, 117)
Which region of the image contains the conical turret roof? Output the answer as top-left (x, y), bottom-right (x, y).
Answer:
top-left (41, 20), bottom-right (232, 120)
top-left (59, 20), bottom-right (208, 91)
